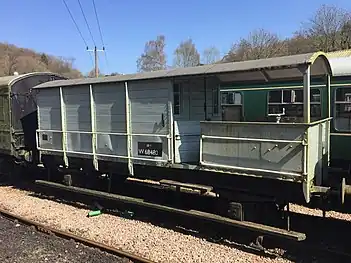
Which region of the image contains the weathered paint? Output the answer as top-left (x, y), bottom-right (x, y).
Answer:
top-left (63, 85), bottom-right (92, 155)
top-left (172, 77), bottom-right (220, 163)
top-left (0, 73), bottom-right (65, 157)
top-left (37, 88), bottom-right (63, 152)
top-left (128, 80), bottom-right (172, 163)
top-left (94, 83), bottom-right (127, 158)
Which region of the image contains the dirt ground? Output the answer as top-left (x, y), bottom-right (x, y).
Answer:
top-left (0, 215), bottom-right (132, 263)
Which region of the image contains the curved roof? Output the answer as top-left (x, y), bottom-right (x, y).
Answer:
top-left (0, 72), bottom-right (64, 87)
top-left (0, 75), bottom-right (18, 87)
top-left (326, 49), bottom-right (351, 77)
top-left (34, 51), bottom-right (332, 89)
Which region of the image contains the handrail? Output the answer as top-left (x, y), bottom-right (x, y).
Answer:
top-left (36, 129), bottom-right (172, 163)
top-left (36, 129), bottom-right (170, 137)
top-left (201, 135), bottom-right (304, 144)
top-left (200, 117), bottom-right (333, 126)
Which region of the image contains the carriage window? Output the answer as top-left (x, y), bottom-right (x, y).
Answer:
top-left (334, 87), bottom-right (351, 131)
top-left (268, 89), bottom-right (321, 119)
top-left (221, 91), bottom-right (242, 105)
top-left (212, 86), bottom-right (219, 115)
top-left (220, 91), bottom-right (243, 121)
top-left (173, 83), bottom-right (181, 115)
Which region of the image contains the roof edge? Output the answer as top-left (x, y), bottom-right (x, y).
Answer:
top-left (308, 51), bottom-right (333, 76)
top-left (8, 72), bottom-right (67, 86)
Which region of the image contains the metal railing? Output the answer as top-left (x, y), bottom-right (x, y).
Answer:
top-left (36, 129), bottom-right (172, 164)
top-left (199, 133), bottom-right (307, 178)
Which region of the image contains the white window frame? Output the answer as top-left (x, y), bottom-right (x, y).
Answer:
top-left (220, 91), bottom-right (243, 121)
top-left (221, 91), bottom-right (242, 106)
top-left (267, 88), bottom-right (321, 118)
top-left (334, 87), bottom-right (351, 132)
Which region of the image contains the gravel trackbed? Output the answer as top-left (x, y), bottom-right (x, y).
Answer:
top-left (0, 185), bottom-right (349, 263)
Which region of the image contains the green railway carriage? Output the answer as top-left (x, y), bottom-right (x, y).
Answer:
top-left (218, 49), bottom-right (351, 178)
top-left (327, 50), bottom-right (351, 172)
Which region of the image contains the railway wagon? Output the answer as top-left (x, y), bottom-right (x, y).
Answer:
top-left (0, 72), bottom-right (66, 175)
top-left (326, 50), bottom-right (351, 173)
top-left (219, 50), bottom-right (351, 183)
top-left (33, 52), bottom-right (351, 238)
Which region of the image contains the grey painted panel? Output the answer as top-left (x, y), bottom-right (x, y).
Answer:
top-left (96, 134), bottom-right (127, 157)
top-left (63, 86), bottom-right (91, 132)
top-left (189, 87), bottom-right (205, 120)
top-left (201, 122), bottom-right (306, 174)
top-left (307, 120), bottom-right (330, 185)
top-left (66, 132), bottom-right (92, 153)
top-left (174, 121), bottom-right (201, 163)
top-left (37, 131), bottom-right (63, 151)
top-left (308, 124), bottom-right (319, 184)
top-left (129, 80), bottom-right (171, 135)
top-left (173, 83), bottom-right (190, 121)
top-left (94, 83), bottom-right (126, 133)
top-left (37, 89), bottom-right (61, 130)
top-left (62, 86), bottom-right (92, 153)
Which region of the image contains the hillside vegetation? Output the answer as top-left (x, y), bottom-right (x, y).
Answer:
top-left (0, 42), bottom-right (83, 78)
top-left (136, 4), bottom-right (351, 71)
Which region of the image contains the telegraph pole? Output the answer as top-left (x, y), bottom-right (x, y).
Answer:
top-left (87, 46), bottom-right (105, 77)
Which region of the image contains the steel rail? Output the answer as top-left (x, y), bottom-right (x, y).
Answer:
top-left (34, 180), bottom-right (351, 262)
top-left (0, 208), bottom-right (155, 263)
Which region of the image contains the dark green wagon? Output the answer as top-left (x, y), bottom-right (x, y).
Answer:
top-left (0, 72), bottom-right (65, 170)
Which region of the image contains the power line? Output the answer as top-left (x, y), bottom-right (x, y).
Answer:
top-left (77, 0), bottom-right (96, 47)
top-left (92, 0), bottom-right (109, 71)
top-left (62, 0), bottom-right (94, 67)
top-left (62, 0), bottom-right (89, 49)
top-left (92, 0), bottom-right (105, 47)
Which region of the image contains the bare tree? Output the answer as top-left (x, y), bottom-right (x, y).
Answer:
top-left (286, 33), bottom-right (317, 55)
top-left (341, 20), bottom-right (351, 49)
top-left (40, 53), bottom-right (49, 66)
top-left (16, 56), bottom-right (47, 74)
top-left (2, 44), bottom-right (18, 75)
top-left (173, 39), bottom-right (200, 68)
top-left (202, 46), bottom-right (220, 64)
top-left (137, 35), bottom-right (167, 72)
top-left (0, 42), bottom-right (83, 78)
top-left (223, 28), bottom-right (286, 62)
top-left (300, 4), bottom-right (351, 52)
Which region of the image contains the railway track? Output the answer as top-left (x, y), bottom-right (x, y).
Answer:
top-left (2, 178), bottom-right (351, 262)
top-left (0, 207), bottom-right (155, 263)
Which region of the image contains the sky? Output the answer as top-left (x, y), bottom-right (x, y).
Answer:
top-left (1, 0), bottom-right (351, 75)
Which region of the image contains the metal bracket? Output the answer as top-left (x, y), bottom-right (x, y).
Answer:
top-left (228, 202), bottom-right (243, 221)
top-left (268, 108), bottom-right (285, 123)
top-left (250, 236), bottom-right (265, 251)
